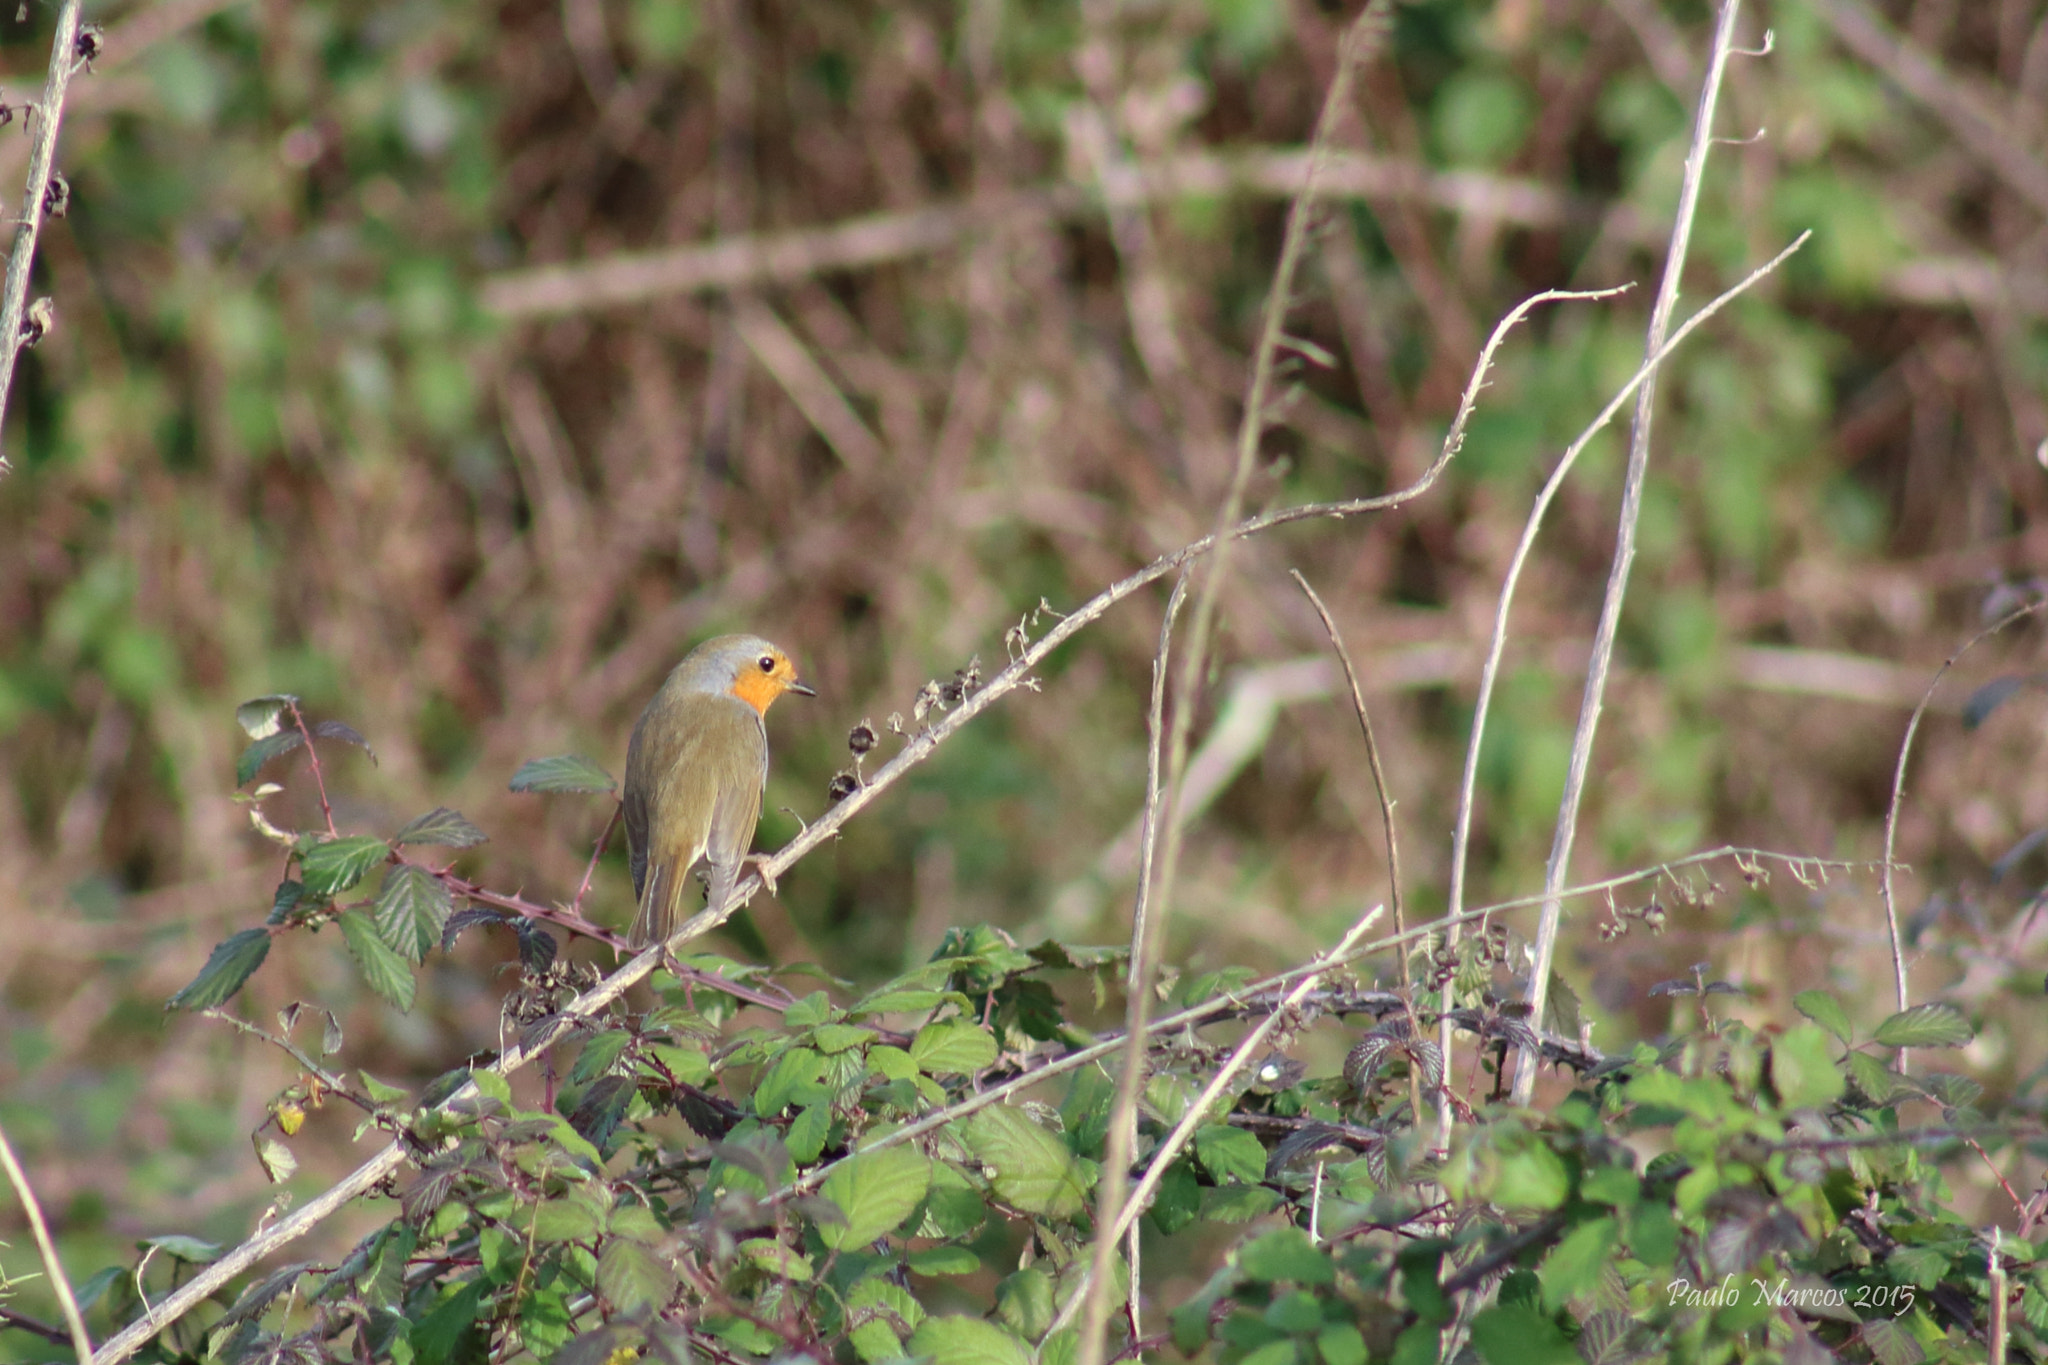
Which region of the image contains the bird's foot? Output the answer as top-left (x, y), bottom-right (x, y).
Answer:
top-left (744, 853), bottom-right (780, 898)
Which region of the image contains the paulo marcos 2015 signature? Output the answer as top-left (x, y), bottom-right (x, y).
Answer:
top-left (1666, 1275), bottom-right (1915, 1318)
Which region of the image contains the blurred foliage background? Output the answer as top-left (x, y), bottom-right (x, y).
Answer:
top-left (1, 0), bottom-right (2045, 1341)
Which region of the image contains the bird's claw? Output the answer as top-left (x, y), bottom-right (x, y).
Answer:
top-left (745, 853), bottom-right (779, 898)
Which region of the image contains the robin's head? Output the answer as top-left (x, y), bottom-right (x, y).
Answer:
top-left (675, 634), bottom-right (817, 715)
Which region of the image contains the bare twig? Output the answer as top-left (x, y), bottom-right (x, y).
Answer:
top-left (730, 297), bottom-right (883, 473)
top-left (0, 1120), bottom-right (93, 1361)
top-left (1289, 572), bottom-right (1407, 980)
top-left (0, 0), bottom-right (86, 471)
top-left (1075, 12), bottom-right (1385, 1360)
top-left (1127, 571), bottom-right (1190, 990)
top-left (1879, 596), bottom-right (2048, 1072)
top-left (1291, 569), bottom-right (1424, 1127)
top-left (1512, 0), bottom-right (1749, 1104)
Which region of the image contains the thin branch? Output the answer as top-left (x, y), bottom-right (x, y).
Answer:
top-left (0, 0), bottom-right (85, 471)
top-left (1074, 12), bottom-right (1384, 1361)
top-left (1290, 572), bottom-right (1407, 981)
top-left (1291, 568), bottom-right (1424, 1126)
top-left (0, 1120), bottom-right (93, 1361)
top-left (1879, 596), bottom-right (2048, 1071)
top-left (1127, 571), bottom-right (1190, 991)
top-left (1512, 0), bottom-right (1749, 1104)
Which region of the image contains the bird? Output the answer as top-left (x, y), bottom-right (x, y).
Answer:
top-left (622, 634), bottom-right (815, 949)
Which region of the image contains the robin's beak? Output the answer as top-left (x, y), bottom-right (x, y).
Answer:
top-left (787, 678), bottom-right (818, 698)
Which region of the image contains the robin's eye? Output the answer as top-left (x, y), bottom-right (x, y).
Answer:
top-left (758, 655), bottom-right (776, 673)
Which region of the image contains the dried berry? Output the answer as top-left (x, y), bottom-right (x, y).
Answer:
top-left (847, 720), bottom-right (877, 756)
top-left (826, 772), bottom-right (859, 805)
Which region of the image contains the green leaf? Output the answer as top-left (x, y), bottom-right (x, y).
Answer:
top-left (1490, 1139), bottom-right (1569, 1211)
top-left (1150, 1156), bottom-right (1201, 1235)
top-left (373, 865), bottom-right (451, 964)
top-left (995, 1267), bottom-right (1055, 1339)
top-left (529, 1195), bottom-right (605, 1243)
top-left (754, 1045), bottom-right (829, 1116)
top-left (1887, 1244), bottom-right (1950, 1291)
top-left (1771, 1023), bottom-right (1846, 1109)
top-left (301, 835), bottom-right (390, 896)
top-left (911, 1020), bottom-right (999, 1077)
top-left (908, 1245), bottom-right (980, 1276)
top-left (393, 807), bottom-right (488, 849)
top-left (1239, 1228), bottom-right (1335, 1285)
top-left (913, 1160), bottom-right (987, 1239)
top-left (167, 929), bottom-right (271, 1010)
top-left (1873, 1002), bottom-right (1972, 1049)
top-left (237, 729), bottom-right (306, 785)
top-left (509, 754), bottom-right (617, 794)
top-left (1793, 990), bottom-right (1853, 1045)
top-left (1317, 1325), bottom-right (1367, 1365)
top-left (1202, 1184), bottom-right (1280, 1222)
top-left (786, 1104), bottom-right (832, 1165)
top-left (784, 991), bottom-right (833, 1028)
top-left (1469, 1303), bottom-right (1578, 1365)
top-left (963, 1105), bottom-right (1091, 1217)
top-left (144, 1234), bottom-right (224, 1262)
top-left (1847, 1049), bottom-right (1904, 1105)
top-left (737, 1237), bottom-right (812, 1280)
top-left (569, 1030), bottom-right (633, 1086)
top-left (1538, 1216), bottom-right (1617, 1312)
top-left (410, 1281), bottom-right (486, 1365)
top-left (906, 1317), bottom-right (1033, 1365)
top-left (818, 1146), bottom-right (931, 1248)
top-left (235, 694), bottom-right (299, 739)
top-left (597, 1239), bottom-right (677, 1315)
top-left (340, 909), bottom-right (417, 1011)
top-left (848, 1279), bottom-right (925, 1362)
top-left (1195, 1124), bottom-right (1267, 1184)
top-left (848, 984), bottom-right (954, 1016)
top-left (810, 1023), bottom-right (877, 1054)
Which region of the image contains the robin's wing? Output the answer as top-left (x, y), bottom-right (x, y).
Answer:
top-left (700, 711), bottom-right (769, 921)
top-left (627, 697), bottom-right (766, 947)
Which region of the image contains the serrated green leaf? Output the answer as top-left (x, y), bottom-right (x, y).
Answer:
top-left (787, 1103), bottom-right (832, 1165)
top-left (849, 986), bottom-right (948, 1016)
top-left (810, 1023), bottom-right (877, 1054)
top-left (1195, 1124), bottom-right (1267, 1184)
top-left (235, 694), bottom-right (298, 739)
top-left (167, 929), bottom-right (271, 1010)
top-left (784, 990), bottom-right (833, 1028)
top-left (339, 909), bottom-right (417, 1011)
top-left (373, 864), bottom-right (451, 964)
top-left (144, 1234), bottom-right (223, 1262)
top-left (597, 1239), bottom-right (676, 1315)
top-left (906, 1316), bottom-right (1033, 1365)
top-left (301, 835), bottom-right (390, 896)
top-left (1793, 989), bottom-right (1853, 1045)
top-left (964, 1105), bottom-right (1091, 1217)
top-left (1239, 1228), bottom-right (1335, 1285)
top-left (911, 1020), bottom-right (999, 1077)
top-left (570, 1030), bottom-right (633, 1086)
top-left (819, 1145), bottom-right (931, 1248)
top-left (528, 1197), bottom-right (604, 1244)
top-left (913, 1160), bottom-right (986, 1239)
top-left (995, 1267), bottom-right (1055, 1339)
top-left (1203, 1183), bottom-right (1280, 1223)
top-left (393, 807), bottom-right (488, 849)
top-left (1771, 1023), bottom-right (1846, 1109)
top-left (509, 754), bottom-right (617, 794)
top-left (1538, 1216), bottom-right (1616, 1311)
top-left (737, 1237), bottom-right (813, 1280)
top-left (1873, 1002), bottom-right (1972, 1049)
top-left (755, 1045), bottom-right (829, 1116)
top-left (908, 1245), bottom-right (980, 1276)
top-left (848, 1278), bottom-right (925, 1363)
top-left (237, 729), bottom-right (306, 785)
top-left (1469, 1302), bottom-right (1578, 1365)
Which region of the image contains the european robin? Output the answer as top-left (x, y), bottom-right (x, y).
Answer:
top-left (623, 634), bottom-right (815, 948)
